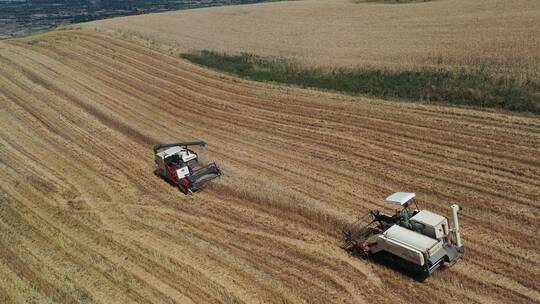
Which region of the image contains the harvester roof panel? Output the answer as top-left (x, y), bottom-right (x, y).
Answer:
top-left (385, 192), bottom-right (416, 205)
top-left (157, 146), bottom-right (183, 158)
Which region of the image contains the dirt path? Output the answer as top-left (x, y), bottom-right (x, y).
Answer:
top-left (0, 31), bottom-right (539, 303)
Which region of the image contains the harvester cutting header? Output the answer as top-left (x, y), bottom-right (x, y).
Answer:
top-left (153, 141), bottom-right (222, 194)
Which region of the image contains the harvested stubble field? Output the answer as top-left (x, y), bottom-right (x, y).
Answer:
top-left (87, 0), bottom-right (540, 81)
top-left (0, 29), bottom-right (539, 303)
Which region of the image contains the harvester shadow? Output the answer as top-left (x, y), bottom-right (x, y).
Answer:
top-left (153, 169), bottom-right (186, 193)
top-left (352, 251), bottom-right (431, 282)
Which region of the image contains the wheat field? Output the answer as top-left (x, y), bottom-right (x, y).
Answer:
top-left (0, 29), bottom-right (539, 303)
top-left (86, 0), bottom-right (540, 81)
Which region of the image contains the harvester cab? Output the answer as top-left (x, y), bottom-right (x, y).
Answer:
top-left (153, 141), bottom-right (222, 194)
top-left (342, 192), bottom-right (464, 279)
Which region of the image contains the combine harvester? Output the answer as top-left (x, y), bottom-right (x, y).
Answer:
top-left (343, 192), bottom-right (463, 279)
top-left (153, 141), bottom-right (222, 194)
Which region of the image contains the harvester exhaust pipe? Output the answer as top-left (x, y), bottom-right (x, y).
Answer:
top-left (451, 203), bottom-right (464, 253)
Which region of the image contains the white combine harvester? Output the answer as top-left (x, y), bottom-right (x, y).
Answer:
top-left (342, 192), bottom-right (463, 279)
top-left (153, 141), bottom-right (222, 194)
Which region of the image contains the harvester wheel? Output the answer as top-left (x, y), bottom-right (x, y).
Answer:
top-left (444, 256), bottom-right (458, 268)
top-left (177, 178), bottom-right (191, 195)
top-left (178, 183), bottom-right (188, 194)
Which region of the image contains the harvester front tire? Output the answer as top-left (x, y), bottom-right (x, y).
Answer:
top-left (178, 184), bottom-right (189, 195)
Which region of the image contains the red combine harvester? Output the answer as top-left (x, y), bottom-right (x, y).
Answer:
top-left (153, 141), bottom-right (222, 194)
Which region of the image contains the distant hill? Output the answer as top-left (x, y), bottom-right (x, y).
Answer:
top-left (0, 0), bottom-right (275, 38)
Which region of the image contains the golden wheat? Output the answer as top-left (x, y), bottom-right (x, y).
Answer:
top-left (0, 30), bottom-right (538, 303)
top-left (85, 0), bottom-right (540, 82)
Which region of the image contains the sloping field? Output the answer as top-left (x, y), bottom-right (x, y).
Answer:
top-left (87, 0), bottom-right (540, 80)
top-left (0, 30), bottom-right (539, 303)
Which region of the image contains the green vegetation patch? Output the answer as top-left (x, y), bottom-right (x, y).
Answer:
top-left (182, 50), bottom-right (540, 114)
